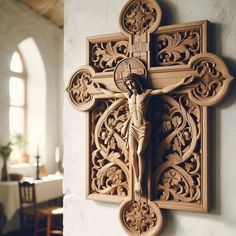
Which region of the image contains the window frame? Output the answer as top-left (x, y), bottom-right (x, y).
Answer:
top-left (9, 49), bottom-right (27, 136)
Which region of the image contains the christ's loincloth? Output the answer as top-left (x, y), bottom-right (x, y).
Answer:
top-left (123, 121), bottom-right (150, 148)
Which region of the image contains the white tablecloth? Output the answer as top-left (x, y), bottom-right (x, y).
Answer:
top-left (0, 175), bottom-right (63, 220)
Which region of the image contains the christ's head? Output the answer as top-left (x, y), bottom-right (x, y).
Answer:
top-left (123, 74), bottom-right (145, 97)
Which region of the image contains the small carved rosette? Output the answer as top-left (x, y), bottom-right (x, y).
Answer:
top-left (120, 199), bottom-right (163, 236)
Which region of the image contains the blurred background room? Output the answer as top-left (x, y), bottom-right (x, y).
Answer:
top-left (0, 0), bottom-right (64, 235)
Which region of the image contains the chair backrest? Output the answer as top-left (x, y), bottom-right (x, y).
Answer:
top-left (0, 203), bottom-right (6, 236)
top-left (18, 180), bottom-right (37, 211)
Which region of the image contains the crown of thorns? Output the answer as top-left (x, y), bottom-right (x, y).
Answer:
top-left (123, 73), bottom-right (137, 84)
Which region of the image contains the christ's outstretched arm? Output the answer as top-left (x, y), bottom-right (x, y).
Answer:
top-left (93, 82), bottom-right (126, 98)
top-left (150, 76), bottom-right (194, 95)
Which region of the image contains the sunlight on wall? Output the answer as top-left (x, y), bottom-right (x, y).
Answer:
top-left (19, 37), bottom-right (46, 162)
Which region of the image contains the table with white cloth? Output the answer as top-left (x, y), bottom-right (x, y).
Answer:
top-left (0, 175), bottom-right (63, 234)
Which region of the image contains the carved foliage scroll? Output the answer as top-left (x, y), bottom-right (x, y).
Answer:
top-left (151, 94), bottom-right (202, 207)
top-left (156, 30), bottom-right (200, 66)
top-left (150, 21), bottom-right (207, 68)
top-left (90, 40), bottom-right (129, 73)
top-left (89, 99), bottom-right (130, 197)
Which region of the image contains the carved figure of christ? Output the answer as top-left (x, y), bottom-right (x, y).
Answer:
top-left (94, 74), bottom-right (193, 195)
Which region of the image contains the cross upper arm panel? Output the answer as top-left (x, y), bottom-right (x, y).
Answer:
top-left (66, 0), bottom-right (233, 235)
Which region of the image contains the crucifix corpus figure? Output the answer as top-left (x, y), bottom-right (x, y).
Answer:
top-left (94, 58), bottom-right (194, 195)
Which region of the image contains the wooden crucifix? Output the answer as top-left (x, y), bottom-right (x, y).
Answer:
top-left (66, 0), bottom-right (233, 235)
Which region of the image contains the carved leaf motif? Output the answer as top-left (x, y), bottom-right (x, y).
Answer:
top-left (163, 169), bottom-right (182, 188)
top-left (90, 99), bottom-right (130, 197)
top-left (91, 41), bottom-right (129, 72)
top-left (151, 95), bottom-right (201, 204)
top-left (157, 31), bottom-right (200, 65)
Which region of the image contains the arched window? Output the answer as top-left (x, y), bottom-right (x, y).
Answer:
top-left (9, 50), bottom-right (27, 136)
top-left (8, 38), bottom-right (47, 162)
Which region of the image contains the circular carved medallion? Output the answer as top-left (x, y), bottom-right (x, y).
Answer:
top-left (119, 198), bottom-right (163, 236)
top-left (114, 58), bottom-right (147, 92)
top-left (120, 0), bottom-right (162, 36)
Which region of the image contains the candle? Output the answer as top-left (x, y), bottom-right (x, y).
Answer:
top-left (36, 144), bottom-right (39, 156)
top-left (55, 146), bottom-right (60, 163)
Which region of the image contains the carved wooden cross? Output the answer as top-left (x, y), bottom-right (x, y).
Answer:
top-left (66, 0), bottom-right (233, 235)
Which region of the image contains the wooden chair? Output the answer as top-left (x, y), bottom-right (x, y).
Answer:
top-left (0, 203), bottom-right (6, 236)
top-left (18, 179), bottom-right (63, 236)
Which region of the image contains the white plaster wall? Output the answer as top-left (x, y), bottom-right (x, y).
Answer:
top-left (0, 0), bottom-right (64, 173)
top-left (64, 0), bottom-right (236, 235)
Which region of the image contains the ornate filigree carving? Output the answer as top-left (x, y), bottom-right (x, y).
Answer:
top-left (156, 30), bottom-right (200, 66)
top-left (91, 41), bottom-right (129, 72)
top-left (120, 198), bottom-right (163, 235)
top-left (151, 95), bottom-right (201, 204)
top-left (90, 99), bottom-right (130, 197)
top-left (66, 67), bottom-right (96, 111)
top-left (121, 0), bottom-right (161, 35)
top-left (122, 200), bottom-right (157, 234)
top-left (193, 60), bottom-right (223, 98)
top-left (188, 54), bottom-right (233, 106)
